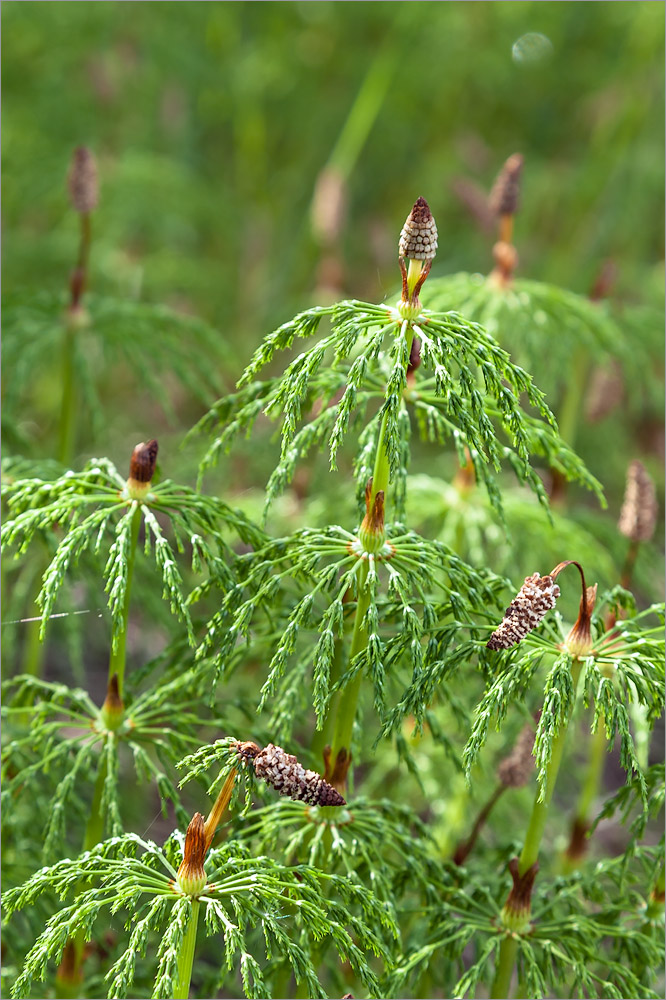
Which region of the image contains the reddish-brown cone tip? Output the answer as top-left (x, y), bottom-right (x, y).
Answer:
top-left (489, 154), bottom-right (524, 218)
top-left (399, 197), bottom-right (438, 261)
top-left (129, 439), bottom-right (158, 484)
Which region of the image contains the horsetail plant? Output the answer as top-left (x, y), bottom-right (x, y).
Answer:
top-left (4, 186), bottom-right (663, 1000)
top-left (5, 758), bottom-right (395, 1000)
top-left (192, 195), bottom-right (603, 790)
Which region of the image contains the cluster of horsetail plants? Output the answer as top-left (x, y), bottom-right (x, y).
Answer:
top-left (2, 150), bottom-right (663, 1000)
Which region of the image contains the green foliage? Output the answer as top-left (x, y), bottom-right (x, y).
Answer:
top-left (4, 831), bottom-right (396, 1000)
top-left (2, 7), bottom-right (664, 996)
top-left (2, 455), bottom-right (262, 645)
top-left (194, 298), bottom-right (603, 521)
top-left (390, 846), bottom-right (664, 999)
top-left (1, 670), bottom-right (214, 858)
top-left (422, 273), bottom-right (630, 406)
top-left (463, 596), bottom-right (665, 803)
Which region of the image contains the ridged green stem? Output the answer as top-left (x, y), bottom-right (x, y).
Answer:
top-left (577, 719), bottom-right (608, 823)
top-left (562, 717), bottom-right (608, 872)
top-left (557, 345), bottom-right (589, 458)
top-left (310, 635), bottom-right (346, 761)
top-left (56, 503), bottom-right (139, 992)
top-left (174, 900), bottom-right (200, 1000)
top-left (58, 325), bottom-right (78, 466)
top-left (56, 752), bottom-right (111, 997)
top-left (108, 504), bottom-right (142, 697)
top-left (326, 325), bottom-right (412, 782)
top-left (491, 936), bottom-right (520, 1000)
top-left (490, 658), bottom-right (583, 999)
top-left (518, 659), bottom-right (583, 875)
top-left (327, 559), bottom-right (370, 777)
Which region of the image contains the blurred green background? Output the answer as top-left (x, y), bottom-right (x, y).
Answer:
top-left (4, 1), bottom-right (663, 316)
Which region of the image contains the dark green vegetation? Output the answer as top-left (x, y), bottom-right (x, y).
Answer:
top-left (2, 4), bottom-right (664, 999)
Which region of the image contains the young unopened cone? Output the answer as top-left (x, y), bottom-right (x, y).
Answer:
top-left (399, 196), bottom-right (438, 261)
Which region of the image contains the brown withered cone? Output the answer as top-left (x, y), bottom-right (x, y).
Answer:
top-left (489, 153), bottom-right (524, 217)
top-left (67, 146), bottom-right (99, 214)
top-left (399, 197), bottom-right (438, 261)
top-left (618, 460), bottom-right (658, 543)
top-left (249, 743), bottom-right (346, 806)
top-left (487, 572), bottom-right (560, 650)
top-left (129, 439), bottom-right (158, 484)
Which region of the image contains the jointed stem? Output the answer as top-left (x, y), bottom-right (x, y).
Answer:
top-left (56, 504), bottom-right (141, 991)
top-left (174, 900), bottom-right (200, 1000)
top-left (518, 659), bottom-right (583, 875)
top-left (564, 717), bottom-right (607, 869)
top-left (58, 325), bottom-right (78, 467)
top-left (325, 325), bottom-right (413, 788)
top-left (490, 658), bottom-right (583, 999)
top-left (327, 559), bottom-right (370, 785)
top-left (108, 504), bottom-right (142, 697)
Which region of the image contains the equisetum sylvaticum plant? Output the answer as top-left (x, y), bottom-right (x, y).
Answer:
top-left (2, 160), bottom-right (664, 1000)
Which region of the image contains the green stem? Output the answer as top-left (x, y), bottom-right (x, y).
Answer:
top-left (323, 326), bottom-right (413, 783)
top-left (58, 324), bottom-right (78, 467)
top-left (328, 559), bottom-right (370, 777)
top-left (490, 658), bottom-right (583, 999)
top-left (23, 615), bottom-right (47, 678)
top-left (324, 5), bottom-right (416, 180)
top-left (58, 751), bottom-right (111, 995)
top-left (557, 345), bottom-right (589, 454)
top-left (563, 717), bottom-right (608, 871)
top-left (490, 937), bottom-right (520, 1000)
top-left (84, 751), bottom-right (110, 852)
top-left (311, 635), bottom-right (346, 761)
top-left (174, 900), bottom-right (200, 1000)
top-left (519, 658), bottom-right (583, 874)
top-left (108, 504), bottom-right (142, 697)
top-left (576, 720), bottom-right (607, 823)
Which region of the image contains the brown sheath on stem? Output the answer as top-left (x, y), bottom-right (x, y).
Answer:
top-left (504, 857), bottom-right (538, 920)
top-left (177, 812), bottom-right (208, 895)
